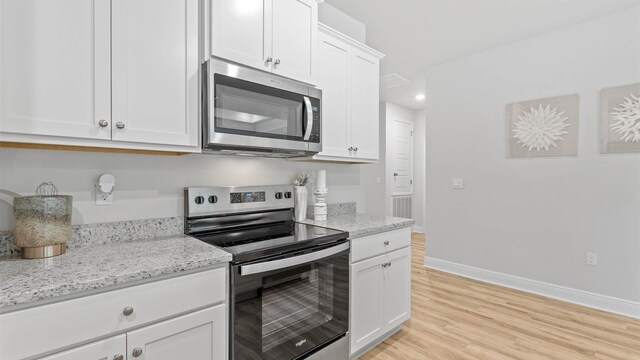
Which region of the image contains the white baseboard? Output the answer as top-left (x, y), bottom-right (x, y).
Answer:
top-left (412, 226), bottom-right (425, 233)
top-left (424, 256), bottom-right (640, 320)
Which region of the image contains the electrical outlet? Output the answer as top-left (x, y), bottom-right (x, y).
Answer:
top-left (95, 184), bottom-right (114, 205)
top-left (586, 252), bottom-right (598, 266)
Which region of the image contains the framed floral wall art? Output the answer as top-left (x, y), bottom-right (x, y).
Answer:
top-left (600, 83), bottom-right (640, 154)
top-left (506, 94), bottom-right (580, 158)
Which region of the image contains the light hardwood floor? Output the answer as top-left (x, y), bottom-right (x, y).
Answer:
top-left (360, 233), bottom-right (640, 360)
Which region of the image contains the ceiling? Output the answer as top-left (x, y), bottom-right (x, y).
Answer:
top-left (325, 0), bottom-right (640, 109)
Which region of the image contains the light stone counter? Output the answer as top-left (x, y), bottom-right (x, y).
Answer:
top-left (0, 234), bottom-right (231, 311)
top-left (300, 213), bottom-right (415, 238)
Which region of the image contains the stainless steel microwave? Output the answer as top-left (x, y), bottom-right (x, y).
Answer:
top-left (202, 59), bottom-right (321, 157)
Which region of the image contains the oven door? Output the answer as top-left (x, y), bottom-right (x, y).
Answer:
top-left (231, 242), bottom-right (349, 360)
top-left (205, 60), bottom-right (321, 155)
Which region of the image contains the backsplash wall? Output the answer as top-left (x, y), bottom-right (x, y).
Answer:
top-left (0, 148), bottom-right (368, 231)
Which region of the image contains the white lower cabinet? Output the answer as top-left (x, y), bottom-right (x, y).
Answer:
top-left (40, 335), bottom-right (126, 360)
top-left (0, 268), bottom-right (227, 360)
top-left (349, 228), bottom-right (411, 357)
top-left (127, 305), bottom-right (226, 360)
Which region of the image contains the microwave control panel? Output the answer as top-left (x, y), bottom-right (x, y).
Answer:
top-left (309, 100), bottom-right (321, 143)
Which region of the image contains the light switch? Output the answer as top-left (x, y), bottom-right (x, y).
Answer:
top-left (452, 178), bottom-right (464, 189)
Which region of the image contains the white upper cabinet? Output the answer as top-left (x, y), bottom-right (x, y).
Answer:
top-left (350, 49), bottom-right (380, 160)
top-left (211, 0), bottom-right (318, 85)
top-left (270, 0), bottom-right (317, 84)
top-left (313, 24), bottom-right (383, 163)
top-left (0, 0), bottom-right (111, 140)
top-left (316, 31), bottom-right (351, 158)
top-left (111, 0), bottom-right (199, 147)
top-left (211, 0), bottom-right (268, 71)
top-left (0, 0), bottom-right (199, 152)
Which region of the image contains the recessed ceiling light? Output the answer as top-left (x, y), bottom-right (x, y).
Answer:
top-left (415, 94), bottom-right (426, 100)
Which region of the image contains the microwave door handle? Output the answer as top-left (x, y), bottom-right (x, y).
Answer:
top-left (303, 96), bottom-right (313, 141)
top-left (240, 242), bottom-right (349, 276)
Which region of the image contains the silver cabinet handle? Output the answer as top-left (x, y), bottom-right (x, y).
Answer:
top-left (132, 348), bottom-right (143, 357)
top-left (384, 241), bottom-right (390, 246)
top-left (274, 59), bottom-right (281, 65)
top-left (98, 120), bottom-right (109, 127)
top-left (113, 355), bottom-right (124, 360)
top-left (115, 122), bottom-right (125, 129)
top-left (388, 261), bottom-right (392, 267)
top-left (122, 306), bottom-right (134, 316)
top-left (266, 57), bottom-right (273, 63)
top-left (354, 147), bottom-right (358, 151)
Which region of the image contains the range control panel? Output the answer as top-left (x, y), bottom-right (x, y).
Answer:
top-left (185, 185), bottom-right (294, 218)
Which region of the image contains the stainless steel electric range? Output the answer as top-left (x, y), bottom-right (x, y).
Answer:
top-left (184, 185), bottom-right (350, 360)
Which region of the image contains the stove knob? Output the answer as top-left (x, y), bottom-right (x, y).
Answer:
top-left (208, 195), bottom-right (218, 204)
top-left (275, 192), bottom-right (283, 200)
top-left (284, 191), bottom-right (292, 199)
top-left (194, 196), bottom-right (205, 205)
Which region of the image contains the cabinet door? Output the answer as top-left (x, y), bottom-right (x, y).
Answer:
top-left (349, 49), bottom-right (380, 160)
top-left (127, 305), bottom-right (226, 360)
top-left (350, 254), bottom-right (385, 356)
top-left (111, 0), bottom-right (199, 147)
top-left (0, 0), bottom-right (111, 140)
top-left (211, 0), bottom-right (269, 71)
top-left (271, 0), bottom-right (317, 84)
top-left (316, 32), bottom-right (351, 158)
top-left (41, 335), bottom-right (126, 360)
top-left (383, 247), bottom-right (411, 330)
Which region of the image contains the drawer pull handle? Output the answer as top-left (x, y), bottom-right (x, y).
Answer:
top-left (113, 355), bottom-right (124, 360)
top-left (122, 306), bottom-right (134, 316)
top-left (384, 241), bottom-right (390, 246)
top-left (382, 261), bottom-right (391, 268)
top-left (132, 348), bottom-right (143, 357)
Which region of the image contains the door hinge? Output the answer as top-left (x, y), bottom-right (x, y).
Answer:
top-left (410, 131), bottom-right (414, 136)
top-left (410, 179), bottom-right (413, 185)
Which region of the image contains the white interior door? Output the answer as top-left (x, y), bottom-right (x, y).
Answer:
top-left (126, 305), bottom-right (226, 360)
top-left (41, 335), bottom-right (126, 360)
top-left (111, 0), bottom-right (199, 147)
top-left (391, 118), bottom-right (414, 195)
top-left (0, 0), bottom-right (111, 140)
top-left (271, 0), bottom-right (317, 84)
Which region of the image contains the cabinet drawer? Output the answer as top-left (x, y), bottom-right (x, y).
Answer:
top-left (350, 227), bottom-right (411, 263)
top-left (0, 267), bottom-right (226, 360)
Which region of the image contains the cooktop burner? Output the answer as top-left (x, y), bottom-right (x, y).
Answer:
top-left (193, 221), bottom-right (346, 263)
top-left (184, 185), bottom-right (349, 264)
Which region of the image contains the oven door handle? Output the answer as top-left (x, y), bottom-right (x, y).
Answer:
top-left (303, 96), bottom-right (313, 141)
top-left (240, 242), bottom-right (349, 276)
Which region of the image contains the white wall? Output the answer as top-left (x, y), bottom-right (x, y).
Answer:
top-left (318, 2), bottom-right (366, 43)
top-left (0, 149), bottom-right (366, 230)
top-left (359, 103), bottom-right (387, 217)
top-left (413, 109), bottom-right (426, 232)
top-left (424, 7), bottom-right (640, 303)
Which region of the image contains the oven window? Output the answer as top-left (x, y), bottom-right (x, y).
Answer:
top-left (261, 265), bottom-right (334, 353)
top-left (214, 74), bottom-right (305, 141)
top-left (233, 248), bottom-right (349, 360)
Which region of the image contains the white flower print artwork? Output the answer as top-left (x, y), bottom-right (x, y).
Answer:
top-left (600, 83), bottom-right (640, 153)
top-left (506, 94), bottom-right (579, 158)
top-left (513, 104), bottom-right (570, 152)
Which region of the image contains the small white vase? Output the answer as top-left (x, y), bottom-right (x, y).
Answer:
top-left (294, 186), bottom-right (308, 221)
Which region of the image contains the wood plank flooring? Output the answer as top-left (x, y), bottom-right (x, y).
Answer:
top-left (360, 233), bottom-right (640, 360)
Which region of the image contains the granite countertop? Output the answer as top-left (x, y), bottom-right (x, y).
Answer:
top-left (300, 213), bottom-right (415, 238)
top-left (0, 235), bottom-right (231, 311)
